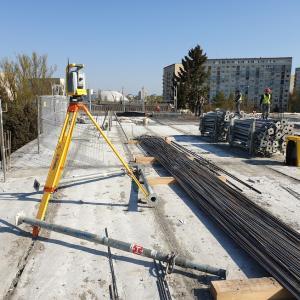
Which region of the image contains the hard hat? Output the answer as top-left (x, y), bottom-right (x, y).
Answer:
top-left (265, 88), bottom-right (272, 93)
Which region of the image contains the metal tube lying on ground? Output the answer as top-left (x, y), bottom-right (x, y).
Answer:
top-left (138, 166), bottom-right (158, 202)
top-left (15, 214), bottom-right (226, 278)
top-left (138, 136), bottom-right (300, 299)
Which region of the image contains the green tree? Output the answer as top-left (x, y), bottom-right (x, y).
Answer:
top-left (146, 94), bottom-right (163, 104)
top-left (213, 91), bottom-right (226, 108)
top-left (242, 95), bottom-right (254, 112)
top-left (0, 52), bottom-right (56, 151)
top-left (226, 92), bottom-right (235, 110)
top-left (174, 45), bottom-right (209, 110)
top-left (288, 91), bottom-right (300, 112)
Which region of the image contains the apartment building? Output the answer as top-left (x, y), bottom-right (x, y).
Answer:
top-left (294, 67), bottom-right (300, 94)
top-left (163, 64), bottom-right (183, 102)
top-left (163, 57), bottom-right (292, 110)
top-left (205, 57), bottom-right (292, 110)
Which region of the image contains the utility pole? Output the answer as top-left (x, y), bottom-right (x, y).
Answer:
top-left (37, 97), bottom-right (40, 154)
top-left (122, 87), bottom-right (125, 112)
top-left (142, 86), bottom-right (145, 113)
top-left (174, 85), bottom-right (178, 112)
top-left (0, 99), bottom-right (7, 182)
top-left (88, 89), bottom-right (93, 112)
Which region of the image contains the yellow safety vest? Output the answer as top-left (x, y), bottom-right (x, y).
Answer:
top-left (262, 94), bottom-right (271, 105)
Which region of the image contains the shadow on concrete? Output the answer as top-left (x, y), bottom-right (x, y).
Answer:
top-left (172, 135), bottom-right (253, 159)
top-left (127, 180), bottom-right (139, 212)
top-left (0, 172), bottom-right (125, 203)
top-left (0, 219), bottom-right (153, 270)
top-left (0, 193), bottom-right (152, 209)
top-left (58, 172), bottom-right (125, 190)
top-left (243, 159), bottom-right (284, 166)
top-left (0, 171), bottom-right (155, 209)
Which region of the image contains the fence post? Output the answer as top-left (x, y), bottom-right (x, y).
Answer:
top-left (0, 99), bottom-right (7, 182)
top-left (37, 97), bottom-right (40, 154)
top-left (249, 118), bottom-right (256, 155)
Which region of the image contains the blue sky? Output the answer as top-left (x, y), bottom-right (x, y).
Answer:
top-left (0, 0), bottom-right (299, 95)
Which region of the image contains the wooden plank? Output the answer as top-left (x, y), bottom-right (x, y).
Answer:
top-left (217, 175), bottom-right (227, 183)
top-left (127, 139), bottom-right (139, 144)
top-left (164, 137), bottom-right (173, 144)
top-left (134, 155), bottom-right (156, 164)
top-left (211, 277), bottom-right (295, 300)
top-left (147, 176), bottom-right (176, 186)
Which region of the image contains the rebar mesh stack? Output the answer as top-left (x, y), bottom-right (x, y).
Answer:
top-left (199, 110), bottom-right (233, 142)
top-left (229, 118), bottom-right (294, 156)
top-left (139, 136), bottom-right (300, 299)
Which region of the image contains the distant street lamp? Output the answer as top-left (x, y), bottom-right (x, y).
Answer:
top-left (174, 85), bottom-right (177, 112)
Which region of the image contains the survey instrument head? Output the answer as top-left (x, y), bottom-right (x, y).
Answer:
top-left (66, 62), bottom-right (87, 101)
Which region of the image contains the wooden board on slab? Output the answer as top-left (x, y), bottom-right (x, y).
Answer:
top-left (134, 155), bottom-right (156, 164)
top-left (147, 176), bottom-right (176, 186)
top-left (211, 277), bottom-right (295, 300)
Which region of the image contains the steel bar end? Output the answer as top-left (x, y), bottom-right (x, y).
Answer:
top-left (148, 193), bottom-right (158, 203)
top-left (15, 212), bottom-right (25, 226)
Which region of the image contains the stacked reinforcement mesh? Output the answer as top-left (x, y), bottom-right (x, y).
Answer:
top-left (199, 110), bottom-right (235, 142)
top-left (229, 119), bottom-right (294, 156)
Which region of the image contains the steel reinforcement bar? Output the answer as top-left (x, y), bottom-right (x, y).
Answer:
top-left (138, 135), bottom-right (300, 299)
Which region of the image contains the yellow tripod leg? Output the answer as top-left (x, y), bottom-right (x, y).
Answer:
top-left (82, 106), bottom-right (149, 197)
top-left (33, 110), bottom-right (78, 236)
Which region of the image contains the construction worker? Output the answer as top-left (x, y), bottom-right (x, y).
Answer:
top-left (260, 88), bottom-right (272, 120)
top-left (155, 103), bottom-right (161, 112)
top-left (235, 90), bottom-right (242, 115)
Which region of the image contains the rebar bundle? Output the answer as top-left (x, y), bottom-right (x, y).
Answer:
top-left (139, 136), bottom-right (300, 299)
top-left (229, 119), bottom-right (294, 156)
top-left (199, 110), bottom-right (234, 142)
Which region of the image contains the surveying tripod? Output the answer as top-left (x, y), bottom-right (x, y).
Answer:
top-left (32, 64), bottom-right (148, 237)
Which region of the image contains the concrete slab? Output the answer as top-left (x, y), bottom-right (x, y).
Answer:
top-left (0, 115), bottom-right (299, 300)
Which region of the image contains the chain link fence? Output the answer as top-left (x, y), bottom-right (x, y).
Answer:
top-left (39, 96), bottom-right (120, 169)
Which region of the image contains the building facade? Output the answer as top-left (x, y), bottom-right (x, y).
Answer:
top-left (163, 57), bottom-right (292, 110)
top-left (205, 57), bottom-right (292, 110)
top-left (163, 64), bottom-right (183, 102)
top-left (294, 67), bottom-right (300, 94)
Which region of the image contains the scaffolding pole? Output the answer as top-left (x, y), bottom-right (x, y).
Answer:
top-left (16, 214), bottom-right (226, 279)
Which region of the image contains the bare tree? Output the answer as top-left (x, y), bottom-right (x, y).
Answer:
top-left (0, 52), bottom-right (56, 151)
top-left (0, 52), bottom-right (56, 102)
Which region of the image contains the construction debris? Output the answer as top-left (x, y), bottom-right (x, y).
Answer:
top-left (139, 136), bottom-right (300, 299)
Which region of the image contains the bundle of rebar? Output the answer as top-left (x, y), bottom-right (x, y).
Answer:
top-left (199, 110), bottom-right (233, 142)
top-left (229, 119), bottom-right (294, 156)
top-left (139, 136), bottom-right (300, 299)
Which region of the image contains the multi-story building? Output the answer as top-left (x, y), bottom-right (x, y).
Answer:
top-left (294, 67), bottom-right (300, 94)
top-left (163, 57), bottom-right (292, 110)
top-left (138, 87), bottom-right (147, 101)
top-left (163, 64), bottom-right (183, 102)
top-left (205, 57), bottom-right (292, 110)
